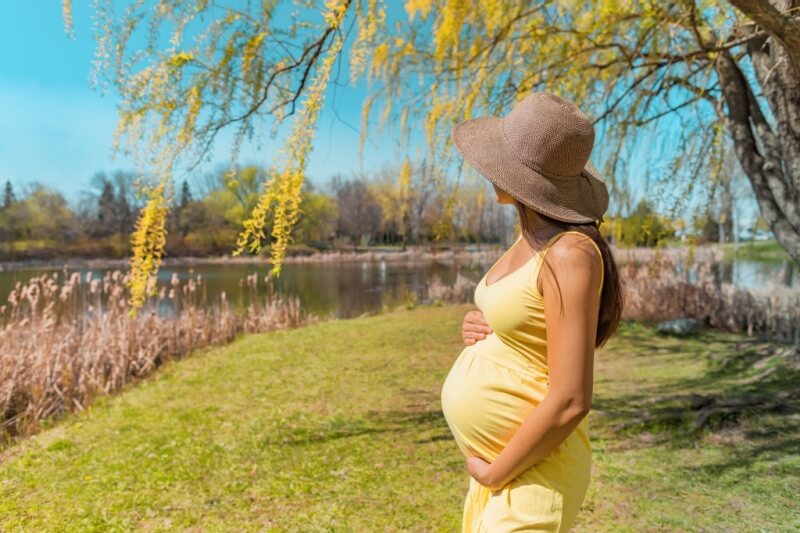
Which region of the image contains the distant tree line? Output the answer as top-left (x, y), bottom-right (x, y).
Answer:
top-left (0, 159), bottom-right (760, 262)
top-left (0, 160), bottom-right (496, 260)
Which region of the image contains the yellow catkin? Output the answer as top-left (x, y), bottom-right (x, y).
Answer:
top-left (180, 84), bottom-right (202, 146)
top-left (61, 0), bottom-right (74, 38)
top-left (404, 0), bottom-right (434, 21)
top-left (350, 0), bottom-right (385, 85)
top-left (234, 0), bottom-right (349, 278)
top-left (127, 178), bottom-right (169, 316)
top-left (79, 0), bottom-right (727, 314)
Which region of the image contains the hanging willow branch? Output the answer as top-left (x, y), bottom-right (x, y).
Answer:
top-left (60, 0), bottom-right (800, 314)
top-left (233, 0), bottom-right (350, 276)
top-left (61, 0), bottom-right (355, 314)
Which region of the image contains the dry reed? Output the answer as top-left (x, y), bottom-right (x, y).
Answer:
top-left (619, 252), bottom-right (799, 343)
top-left (3, 245), bottom-right (796, 446)
top-left (0, 269), bottom-right (321, 444)
top-left (428, 247), bottom-right (799, 344)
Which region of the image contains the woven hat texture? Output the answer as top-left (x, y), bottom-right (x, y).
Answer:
top-left (451, 91), bottom-right (609, 223)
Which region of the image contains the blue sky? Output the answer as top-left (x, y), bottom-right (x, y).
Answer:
top-left (0, 2), bottom-right (407, 204)
top-left (0, 3), bottom-right (760, 232)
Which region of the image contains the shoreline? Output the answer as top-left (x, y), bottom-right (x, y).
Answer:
top-left (0, 247), bottom-right (506, 272)
top-left (0, 241), bottom-right (770, 273)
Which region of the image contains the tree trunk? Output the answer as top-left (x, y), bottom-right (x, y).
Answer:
top-left (715, 1), bottom-right (800, 263)
top-left (402, 210), bottom-right (412, 251)
top-left (720, 174), bottom-right (734, 244)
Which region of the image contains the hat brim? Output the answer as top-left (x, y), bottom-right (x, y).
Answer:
top-left (451, 116), bottom-right (608, 223)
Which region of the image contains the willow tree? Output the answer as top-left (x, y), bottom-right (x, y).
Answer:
top-left (62, 0), bottom-right (800, 313)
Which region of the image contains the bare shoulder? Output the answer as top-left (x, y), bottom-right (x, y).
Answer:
top-left (537, 233), bottom-right (602, 296)
top-left (548, 233), bottom-right (601, 264)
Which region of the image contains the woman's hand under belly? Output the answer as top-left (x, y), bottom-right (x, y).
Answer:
top-left (440, 343), bottom-right (548, 462)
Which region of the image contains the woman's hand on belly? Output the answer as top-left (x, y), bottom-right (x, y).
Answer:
top-left (462, 309), bottom-right (493, 345)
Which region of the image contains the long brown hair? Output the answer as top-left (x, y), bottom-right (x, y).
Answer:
top-left (512, 200), bottom-right (624, 348)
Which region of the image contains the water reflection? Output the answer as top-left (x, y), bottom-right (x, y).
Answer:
top-left (0, 255), bottom-right (796, 319)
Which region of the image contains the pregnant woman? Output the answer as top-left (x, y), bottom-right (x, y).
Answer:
top-left (441, 91), bottom-right (624, 531)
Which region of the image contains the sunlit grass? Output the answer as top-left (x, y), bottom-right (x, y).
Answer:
top-left (719, 239), bottom-right (795, 262)
top-left (0, 305), bottom-right (797, 531)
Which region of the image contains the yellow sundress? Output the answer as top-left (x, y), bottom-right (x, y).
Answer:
top-left (441, 230), bottom-right (603, 532)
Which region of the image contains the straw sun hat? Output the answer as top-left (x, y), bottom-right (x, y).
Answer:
top-left (451, 91), bottom-right (609, 224)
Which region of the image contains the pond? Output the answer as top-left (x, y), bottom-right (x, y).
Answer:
top-left (1, 248), bottom-right (797, 319)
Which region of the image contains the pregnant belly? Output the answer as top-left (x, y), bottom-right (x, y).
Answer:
top-left (440, 341), bottom-right (549, 462)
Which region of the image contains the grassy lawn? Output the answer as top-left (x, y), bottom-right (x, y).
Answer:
top-left (718, 239), bottom-right (796, 262)
top-left (651, 237), bottom-right (796, 263)
top-left (0, 304), bottom-right (797, 532)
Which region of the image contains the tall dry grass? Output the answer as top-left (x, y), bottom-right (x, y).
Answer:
top-left (2, 246), bottom-right (796, 446)
top-left (0, 269), bottom-right (321, 444)
top-left (429, 246), bottom-right (800, 344)
top-left (619, 252), bottom-right (799, 343)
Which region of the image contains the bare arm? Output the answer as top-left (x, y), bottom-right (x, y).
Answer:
top-left (484, 236), bottom-right (602, 490)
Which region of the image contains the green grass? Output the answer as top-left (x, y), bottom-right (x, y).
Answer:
top-left (0, 305), bottom-right (798, 532)
top-left (653, 237), bottom-right (795, 263)
top-left (718, 239), bottom-right (795, 262)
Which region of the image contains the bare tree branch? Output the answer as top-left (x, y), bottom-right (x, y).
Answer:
top-left (726, 0), bottom-right (800, 74)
